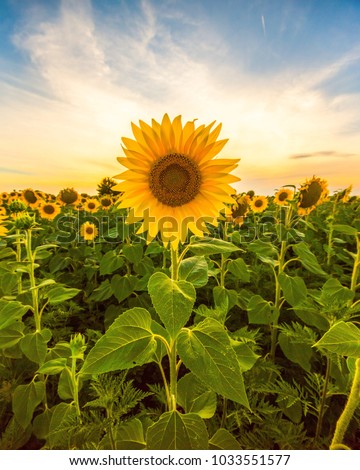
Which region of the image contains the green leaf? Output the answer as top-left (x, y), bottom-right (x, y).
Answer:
top-left (333, 224), bottom-right (358, 236)
top-left (0, 300), bottom-right (30, 330)
top-left (99, 250), bottom-right (124, 275)
top-left (147, 411), bottom-right (208, 450)
top-left (81, 307), bottom-right (157, 375)
top-left (188, 238), bottom-right (240, 256)
top-left (247, 295), bottom-right (275, 325)
top-left (314, 321), bottom-right (360, 357)
top-left (213, 286), bottom-right (238, 314)
top-left (12, 381), bottom-right (45, 428)
top-left (20, 330), bottom-right (51, 364)
top-left (278, 273), bottom-right (308, 306)
top-left (293, 242), bottom-right (327, 276)
top-left (177, 373), bottom-right (217, 418)
top-left (38, 358), bottom-right (67, 375)
top-left (114, 419), bottom-right (146, 450)
top-left (320, 278), bottom-right (354, 308)
top-left (209, 428), bottom-right (241, 450)
top-left (294, 301), bottom-right (330, 331)
top-left (0, 322), bottom-right (24, 349)
top-left (148, 272), bottom-right (195, 338)
top-left (57, 367), bottom-right (74, 400)
top-left (278, 333), bottom-right (313, 372)
top-left (122, 244), bottom-right (143, 264)
top-left (47, 403), bottom-right (78, 448)
top-left (33, 408), bottom-right (54, 440)
top-left (178, 318), bottom-right (249, 408)
top-left (111, 274), bottom-right (137, 303)
top-left (46, 286), bottom-right (80, 305)
top-left (247, 240), bottom-right (278, 260)
top-left (227, 258), bottom-right (250, 283)
top-left (178, 256), bottom-right (209, 287)
top-left (89, 279), bottom-right (113, 301)
top-left (231, 341), bottom-right (260, 371)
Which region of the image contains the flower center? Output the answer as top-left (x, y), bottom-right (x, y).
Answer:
top-left (255, 199), bottom-right (263, 208)
top-left (149, 153), bottom-right (201, 207)
top-left (44, 204), bottom-right (55, 214)
top-left (24, 190), bottom-right (37, 204)
top-left (60, 189), bottom-right (78, 204)
top-left (299, 181), bottom-right (322, 208)
top-left (279, 191), bottom-right (288, 202)
top-left (88, 202), bottom-right (96, 210)
top-left (86, 226), bottom-right (94, 234)
top-left (102, 198), bottom-right (111, 207)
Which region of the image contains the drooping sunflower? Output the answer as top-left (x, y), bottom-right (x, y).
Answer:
top-left (297, 176), bottom-right (329, 216)
top-left (274, 188), bottom-right (294, 206)
top-left (80, 221), bottom-right (98, 241)
top-left (114, 114), bottom-right (239, 246)
top-left (38, 202), bottom-right (61, 220)
top-left (334, 185), bottom-right (352, 203)
top-left (226, 194), bottom-right (250, 226)
top-left (0, 216), bottom-right (8, 237)
top-left (250, 196), bottom-right (268, 213)
top-left (57, 187), bottom-right (80, 206)
top-left (21, 188), bottom-right (41, 208)
top-left (84, 198), bottom-right (100, 213)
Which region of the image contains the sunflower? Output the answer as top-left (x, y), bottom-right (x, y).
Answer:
top-left (80, 221), bottom-right (98, 241)
top-left (297, 176), bottom-right (328, 216)
top-left (57, 187), bottom-right (80, 206)
top-left (0, 207), bottom-right (6, 216)
top-left (8, 199), bottom-right (28, 216)
top-left (1, 192), bottom-right (8, 202)
top-left (84, 198), bottom-right (100, 213)
top-left (334, 185), bottom-right (352, 203)
top-left (0, 216), bottom-right (8, 237)
top-left (114, 114), bottom-right (239, 247)
top-left (250, 196), bottom-right (268, 213)
top-left (21, 188), bottom-right (41, 208)
top-left (274, 188), bottom-right (294, 206)
top-left (38, 202), bottom-right (61, 220)
top-left (228, 194), bottom-right (250, 225)
top-left (99, 196), bottom-right (113, 210)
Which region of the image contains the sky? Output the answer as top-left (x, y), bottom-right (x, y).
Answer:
top-left (0, 0), bottom-right (360, 195)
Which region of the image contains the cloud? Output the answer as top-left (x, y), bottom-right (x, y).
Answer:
top-left (0, 166), bottom-right (34, 175)
top-left (289, 151), bottom-right (358, 160)
top-left (0, 0), bottom-right (359, 195)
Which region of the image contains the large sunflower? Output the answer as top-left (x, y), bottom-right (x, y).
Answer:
top-left (21, 188), bottom-right (41, 208)
top-left (297, 176), bottom-right (328, 216)
top-left (114, 114), bottom-right (239, 246)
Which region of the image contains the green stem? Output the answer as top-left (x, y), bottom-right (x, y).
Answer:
top-left (170, 246), bottom-right (179, 281)
top-left (220, 254), bottom-right (226, 287)
top-left (169, 339), bottom-right (178, 411)
top-left (350, 234), bottom-right (360, 295)
top-left (270, 240), bottom-right (286, 361)
top-left (220, 397), bottom-right (228, 428)
top-left (157, 360), bottom-right (172, 411)
top-left (326, 200), bottom-right (337, 267)
top-left (330, 357), bottom-right (360, 449)
top-left (71, 357), bottom-right (82, 420)
top-left (15, 229), bottom-right (23, 294)
top-left (25, 229), bottom-right (41, 332)
top-left (315, 356), bottom-right (331, 442)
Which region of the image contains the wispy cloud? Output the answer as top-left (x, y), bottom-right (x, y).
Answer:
top-left (289, 151), bottom-right (358, 160)
top-left (0, 166), bottom-right (34, 175)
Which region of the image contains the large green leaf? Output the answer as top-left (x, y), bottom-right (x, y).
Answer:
top-left (209, 428), bottom-right (241, 450)
top-left (122, 244), bottom-right (143, 264)
top-left (247, 295), bottom-right (276, 325)
top-left (177, 373), bottom-right (217, 418)
top-left (247, 240), bottom-right (278, 263)
top-left (12, 381), bottom-right (45, 428)
top-left (178, 256), bottom-right (208, 287)
top-left (278, 333), bottom-right (313, 372)
top-left (278, 273), bottom-right (308, 306)
top-left (178, 318), bottom-right (249, 408)
top-left (46, 286), bottom-right (81, 305)
top-left (320, 278), bottom-right (354, 309)
top-left (188, 238), bottom-right (240, 256)
top-left (111, 419), bottom-right (146, 450)
top-left (0, 300), bottom-right (30, 330)
top-left (20, 329), bottom-right (51, 364)
top-left (227, 257), bottom-right (250, 283)
top-left (81, 307), bottom-right (157, 375)
top-left (148, 272), bottom-right (195, 338)
top-left (47, 403), bottom-right (78, 448)
top-left (0, 322), bottom-right (24, 349)
top-left (99, 250), bottom-right (124, 275)
top-left (293, 242), bottom-right (327, 276)
top-left (332, 224), bottom-right (358, 236)
top-left (111, 274), bottom-right (137, 303)
top-left (314, 321), bottom-right (360, 357)
top-left (147, 411), bottom-right (208, 450)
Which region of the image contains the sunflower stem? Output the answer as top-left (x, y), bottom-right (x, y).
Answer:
top-left (15, 229), bottom-right (23, 294)
top-left (170, 246), bottom-right (179, 281)
top-left (25, 229), bottom-right (41, 332)
top-left (330, 357), bottom-right (360, 449)
top-left (315, 355), bottom-right (331, 442)
top-left (169, 339), bottom-right (178, 411)
top-left (350, 234), bottom-right (360, 296)
top-left (326, 199), bottom-right (338, 267)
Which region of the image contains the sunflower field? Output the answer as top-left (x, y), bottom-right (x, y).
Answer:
top-left (0, 116), bottom-right (359, 451)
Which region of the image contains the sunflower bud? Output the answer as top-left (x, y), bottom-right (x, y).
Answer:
top-left (70, 333), bottom-right (86, 360)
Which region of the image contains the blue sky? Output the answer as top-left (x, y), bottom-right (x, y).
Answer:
top-left (1, 0), bottom-right (359, 194)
